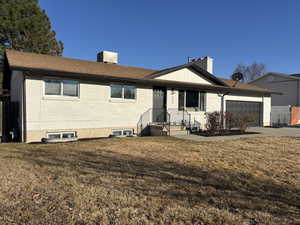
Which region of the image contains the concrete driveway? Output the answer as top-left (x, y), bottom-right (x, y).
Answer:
top-left (172, 127), bottom-right (300, 142)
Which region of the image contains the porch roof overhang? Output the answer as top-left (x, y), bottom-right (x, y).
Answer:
top-left (14, 66), bottom-right (281, 96)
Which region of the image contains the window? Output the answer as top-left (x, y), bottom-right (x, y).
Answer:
top-left (47, 133), bottom-right (61, 140)
top-left (112, 129), bottom-right (133, 137)
top-left (111, 85), bottom-right (136, 99)
top-left (112, 130), bottom-right (123, 136)
top-left (62, 132), bottom-right (76, 139)
top-left (111, 85), bottom-right (123, 98)
top-left (45, 79), bottom-right (79, 97)
top-left (199, 92), bottom-right (206, 111)
top-left (178, 90), bottom-right (206, 111)
top-left (124, 86), bottom-right (136, 99)
top-left (45, 80), bottom-right (61, 95)
top-left (63, 80), bottom-right (79, 96)
top-left (186, 91), bottom-right (199, 108)
top-left (123, 130), bottom-right (133, 136)
top-left (178, 90), bottom-right (185, 110)
top-left (47, 132), bottom-right (76, 140)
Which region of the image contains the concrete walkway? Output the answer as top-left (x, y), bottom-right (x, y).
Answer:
top-left (172, 127), bottom-right (300, 142)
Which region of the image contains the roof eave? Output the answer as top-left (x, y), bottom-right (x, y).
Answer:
top-left (146, 62), bottom-right (229, 87)
top-left (14, 66), bottom-right (279, 95)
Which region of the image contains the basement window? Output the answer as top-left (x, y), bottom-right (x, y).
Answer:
top-left (111, 85), bottom-right (136, 99)
top-left (47, 133), bottom-right (61, 140)
top-left (178, 90), bottom-right (206, 111)
top-left (47, 132), bottom-right (77, 140)
top-left (112, 129), bottom-right (133, 137)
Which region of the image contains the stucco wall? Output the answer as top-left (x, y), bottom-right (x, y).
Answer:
top-left (251, 75), bottom-right (299, 106)
top-left (155, 68), bottom-right (213, 85)
top-left (24, 74), bottom-right (271, 142)
top-left (25, 76), bottom-right (152, 142)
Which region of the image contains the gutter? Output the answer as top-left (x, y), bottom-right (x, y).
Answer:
top-left (13, 66), bottom-right (281, 96)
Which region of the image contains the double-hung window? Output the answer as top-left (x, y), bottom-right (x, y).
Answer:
top-left (178, 90), bottom-right (206, 111)
top-left (111, 84), bottom-right (136, 100)
top-left (44, 79), bottom-right (79, 97)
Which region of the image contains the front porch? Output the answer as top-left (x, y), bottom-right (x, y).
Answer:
top-left (137, 108), bottom-right (201, 136)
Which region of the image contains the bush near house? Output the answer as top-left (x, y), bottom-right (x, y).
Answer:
top-left (204, 111), bottom-right (257, 136)
top-left (205, 111), bottom-right (222, 135)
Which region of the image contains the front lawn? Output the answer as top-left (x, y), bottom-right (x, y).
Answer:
top-left (0, 137), bottom-right (299, 225)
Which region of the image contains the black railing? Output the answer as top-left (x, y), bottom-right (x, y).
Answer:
top-left (137, 108), bottom-right (195, 136)
top-left (137, 108), bottom-right (171, 136)
top-left (167, 108), bottom-right (191, 129)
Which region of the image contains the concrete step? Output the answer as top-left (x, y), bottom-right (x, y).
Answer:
top-left (169, 125), bottom-right (185, 131)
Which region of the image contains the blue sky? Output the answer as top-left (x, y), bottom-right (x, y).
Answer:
top-left (40, 0), bottom-right (298, 78)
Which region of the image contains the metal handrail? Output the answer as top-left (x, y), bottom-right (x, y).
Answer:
top-left (137, 108), bottom-right (194, 136)
top-left (167, 108), bottom-right (191, 130)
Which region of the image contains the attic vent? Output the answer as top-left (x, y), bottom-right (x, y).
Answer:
top-left (97, 51), bottom-right (118, 64)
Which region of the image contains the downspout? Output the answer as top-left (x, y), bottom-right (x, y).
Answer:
top-left (219, 91), bottom-right (231, 129)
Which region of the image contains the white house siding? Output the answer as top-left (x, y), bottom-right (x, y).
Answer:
top-left (10, 71), bottom-right (24, 141)
top-left (155, 68), bottom-right (213, 85)
top-left (250, 74), bottom-right (299, 106)
top-left (23, 74), bottom-right (271, 142)
top-left (25, 76), bottom-right (153, 142)
top-left (263, 96), bottom-right (271, 126)
top-left (166, 88), bottom-right (178, 109)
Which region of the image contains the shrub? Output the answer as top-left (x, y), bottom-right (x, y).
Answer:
top-left (226, 112), bottom-right (257, 132)
top-left (205, 111), bottom-right (222, 135)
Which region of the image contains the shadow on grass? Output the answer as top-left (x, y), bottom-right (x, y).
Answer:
top-left (6, 145), bottom-right (300, 221)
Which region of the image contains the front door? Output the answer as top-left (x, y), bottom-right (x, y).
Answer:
top-left (153, 87), bottom-right (166, 123)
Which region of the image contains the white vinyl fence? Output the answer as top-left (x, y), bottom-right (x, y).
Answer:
top-left (271, 106), bottom-right (291, 126)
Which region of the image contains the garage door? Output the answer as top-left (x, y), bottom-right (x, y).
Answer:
top-left (226, 101), bottom-right (262, 127)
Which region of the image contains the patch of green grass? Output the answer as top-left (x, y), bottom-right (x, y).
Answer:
top-left (0, 137), bottom-right (299, 224)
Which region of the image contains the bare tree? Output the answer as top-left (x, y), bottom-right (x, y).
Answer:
top-left (233, 62), bottom-right (266, 82)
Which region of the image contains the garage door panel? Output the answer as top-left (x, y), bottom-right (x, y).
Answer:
top-left (226, 100), bottom-right (262, 127)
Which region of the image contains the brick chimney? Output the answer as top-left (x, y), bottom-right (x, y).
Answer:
top-left (193, 56), bottom-right (213, 74)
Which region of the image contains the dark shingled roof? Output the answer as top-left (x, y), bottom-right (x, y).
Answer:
top-left (6, 50), bottom-right (157, 79)
top-left (5, 50), bottom-right (277, 95)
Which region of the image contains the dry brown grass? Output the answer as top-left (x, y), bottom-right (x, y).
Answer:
top-left (0, 136), bottom-right (299, 225)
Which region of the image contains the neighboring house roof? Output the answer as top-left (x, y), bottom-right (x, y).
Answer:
top-left (5, 50), bottom-right (277, 95)
top-left (220, 78), bottom-right (276, 93)
top-left (249, 72), bottom-right (300, 84)
top-left (290, 73), bottom-right (300, 78)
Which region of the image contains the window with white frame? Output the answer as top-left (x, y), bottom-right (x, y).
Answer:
top-left (111, 84), bottom-right (136, 99)
top-left (45, 79), bottom-right (79, 97)
top-left (47, 132), bottom-right (77, 140)
top-left (112, 129), bottom-right (133, 136)
top-left (178, 90), bottom-right (206, 111)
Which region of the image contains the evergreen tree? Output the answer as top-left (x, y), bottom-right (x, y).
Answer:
top-left (0, 0), bottom-right (63, 57)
